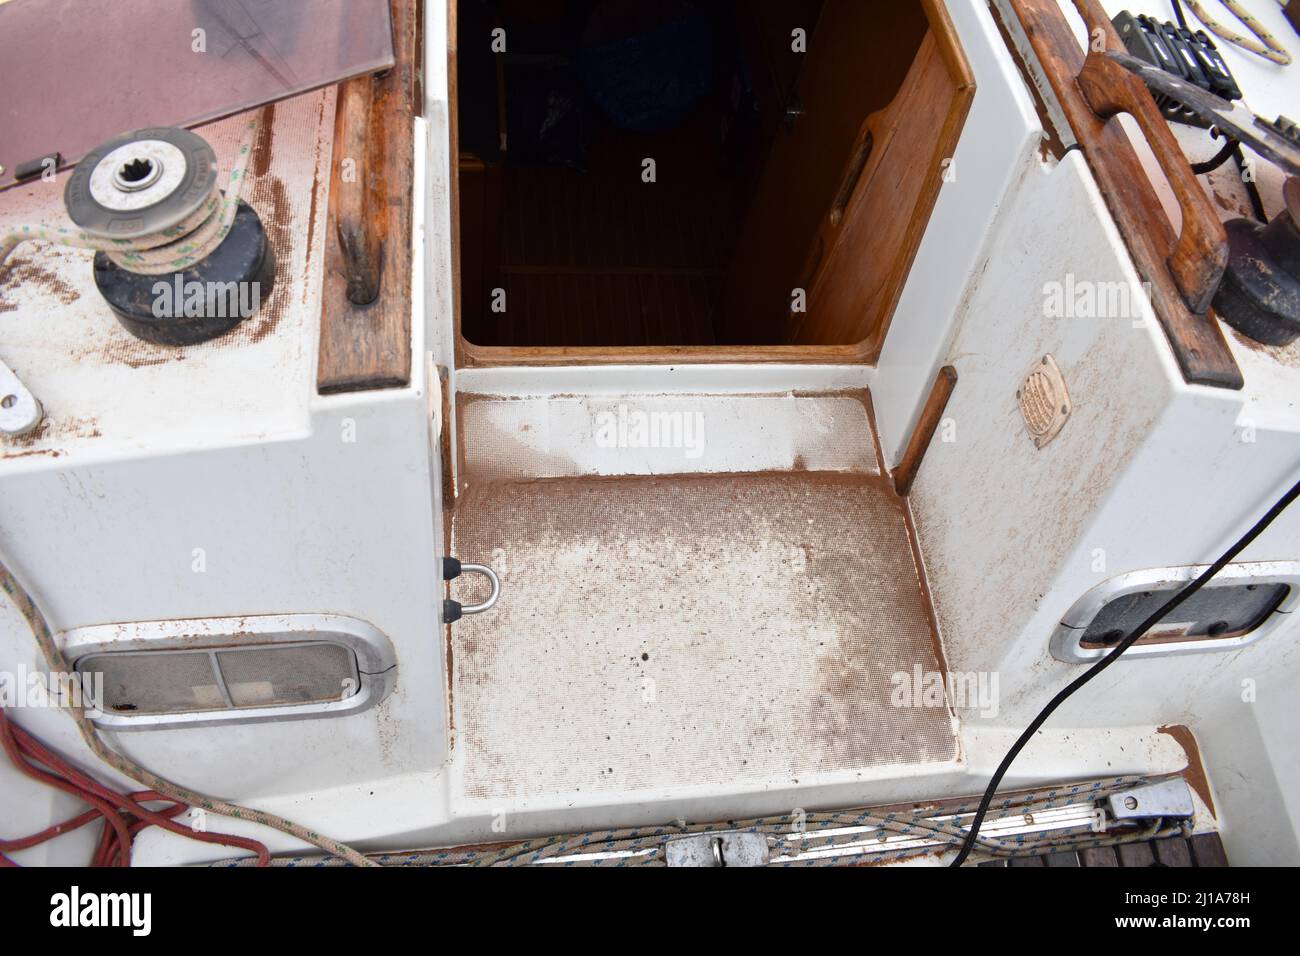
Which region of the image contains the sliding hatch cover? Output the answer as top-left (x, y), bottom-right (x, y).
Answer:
top-left (0, 0), bottom-right (394, 190)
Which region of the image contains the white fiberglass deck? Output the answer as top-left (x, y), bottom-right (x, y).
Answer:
top-left (449, 469), bottom-right (958, 805)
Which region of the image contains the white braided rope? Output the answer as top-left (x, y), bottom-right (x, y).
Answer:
top-left (1183, 0), bottom-right (1292, 65)
top-left (0, 556), bottom-right (378, 867)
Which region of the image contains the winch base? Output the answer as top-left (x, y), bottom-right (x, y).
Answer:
top-left (92, 200), bottom-right (275, 346)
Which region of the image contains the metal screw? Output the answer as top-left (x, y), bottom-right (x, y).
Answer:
top-left (1124, 796), bottom-right (1139, 811)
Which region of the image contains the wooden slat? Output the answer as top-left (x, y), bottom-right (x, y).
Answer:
top-left (1153, 837), bottom-right (1194, 867)
top-left (1079, 846), bottom-right (1119, 867)
top-left (994, 836), bottom-right (1224, 868)
top-left (1003, 0), bottom-right (1243, 390)
top-left (438, 365), bottom-right (455, 508)
top-left (1189, 832), bottom-right (1230, 867)
top-left (1117, 841), bottom-right (1157, 867)
top-left (459, 341), bottom-right (870, 367)
top-left (317, 0), bottom-right (418, 394)
top-left (893, 365), bottom-right (958, 496)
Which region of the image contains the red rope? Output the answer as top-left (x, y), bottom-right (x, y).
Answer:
top-left (0, 707), bottom-right (271, 866)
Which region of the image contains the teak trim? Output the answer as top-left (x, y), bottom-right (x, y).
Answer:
top-left (317, 0), bottom-right (419, 395)
top-left (893, 365), bottom-right (958, 496)
top-left (334, 77), bottom-right (384, 307)
top-left (1000, 0), bottom-right (1242, 390)
top-left (1076, 50), bottom-right (1227, 315)
top-left (451, 0), bottom-right (973, 369)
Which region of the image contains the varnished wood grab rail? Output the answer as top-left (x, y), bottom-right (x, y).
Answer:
top-left (317, 0), bottom-right (418, 395)
top-left (1004, 0), bottom-right (1242, 390)
top-left (1074, 12), bottom-right (1228, 316)
top-left (334, 76), bottom-right (383, 307)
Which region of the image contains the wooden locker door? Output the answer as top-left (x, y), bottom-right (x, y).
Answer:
top-left (720, 0), bottom-right (972, 358)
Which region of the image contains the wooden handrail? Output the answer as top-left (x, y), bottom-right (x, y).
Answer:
top-left (1002, 0), bottom-right (1243, 390)
top-left (317, 0), bottom-right (418, 395)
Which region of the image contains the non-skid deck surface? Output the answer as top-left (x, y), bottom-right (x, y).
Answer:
top-left (450, 472), bottom-right (957, 803)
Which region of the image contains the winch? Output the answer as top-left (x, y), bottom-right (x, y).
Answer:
top-left (1215, 176), bottom-right (1300, 346)
top-left (0, 117), bottom-right (273, 435)
top-left (63, 124), bottom-right (274, 346)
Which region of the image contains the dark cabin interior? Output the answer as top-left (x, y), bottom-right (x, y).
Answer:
top-left (455, 0), bottom-right (962, 353)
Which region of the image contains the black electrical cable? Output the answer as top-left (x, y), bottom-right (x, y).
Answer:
top-left (1192, 137), bottom-right (1239, 175)
top-left (951, 472), bottom-right (1300, 867)
top-left (1232, 145), bottom-right (1270, 223)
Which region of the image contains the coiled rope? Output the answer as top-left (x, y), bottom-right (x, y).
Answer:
top-left (0, 112), bottom-right (261, 275)
top-left (1, 708), bottom-right (273, 867)
top-left (1181, 0), bottom-right (1292, 65)
top-left (211, 776), bottom-right (1188, 867)
top-left (0, 555), bottom-right (377, 867)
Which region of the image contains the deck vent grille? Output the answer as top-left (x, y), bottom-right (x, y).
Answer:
top-left (1018, 354), bottom-right (1071, 448)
